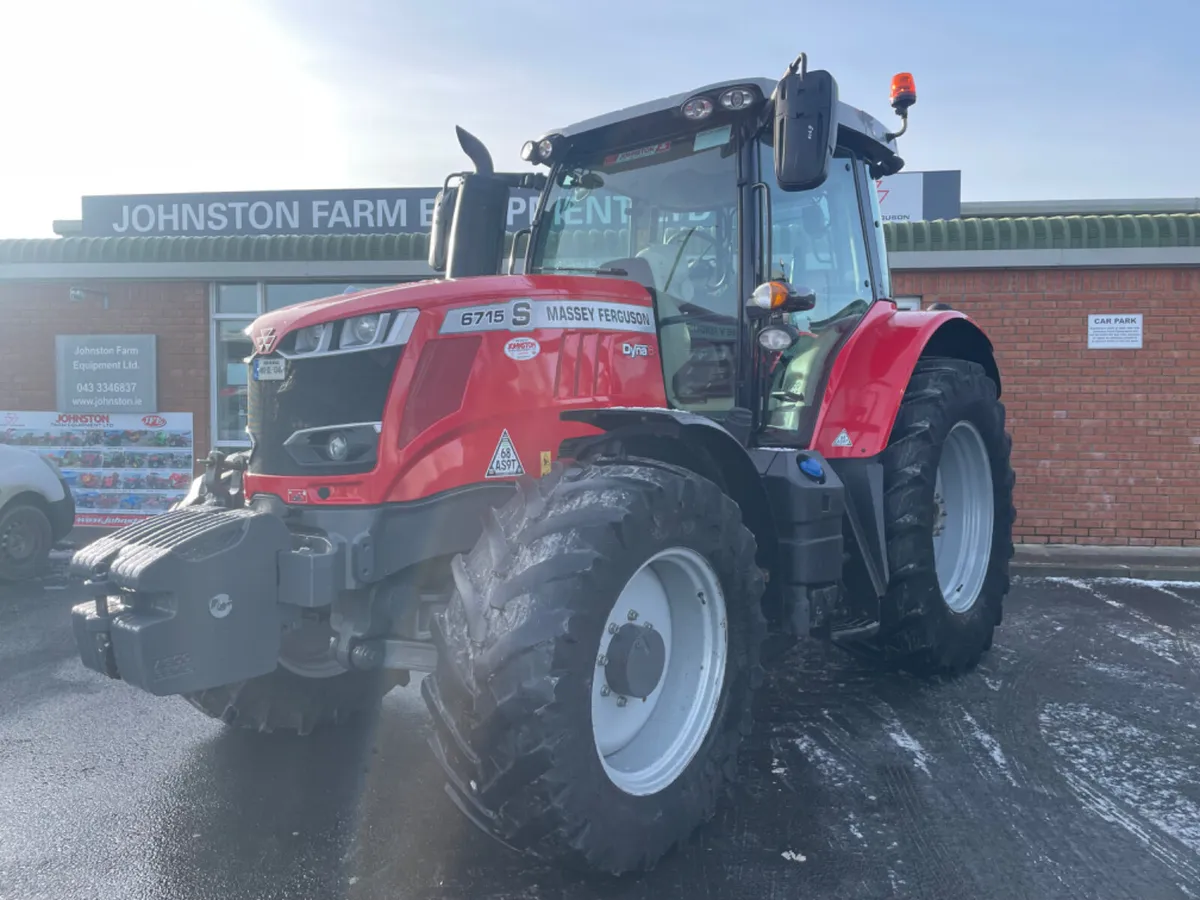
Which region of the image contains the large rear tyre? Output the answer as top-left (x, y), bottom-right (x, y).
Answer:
top-left (874, 357), bottom-right (1015, 675)
top-left (422, 458), bottom-right (766, 875)
top-left (183, 621), bottom-right (400, 735)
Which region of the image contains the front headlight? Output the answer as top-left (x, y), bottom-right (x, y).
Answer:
top-left (294, 324), bottom-right (328, 354)
top-left (279, 309), bottom-right (418, 359)
top-left (339, 314), bottom-right (385, 349)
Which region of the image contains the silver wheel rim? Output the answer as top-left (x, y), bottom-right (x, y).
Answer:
top-left (278, 620), bottom-right (345, 678)
top-left (591, 546), bottom-right (728, 797)
top-left (932, 420), bottom-right (995, 614)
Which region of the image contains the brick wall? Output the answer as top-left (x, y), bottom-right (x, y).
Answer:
top-left (0, 280), bottom-right (211, 466)
top-left (894, 267), bottom-right (1200, 547)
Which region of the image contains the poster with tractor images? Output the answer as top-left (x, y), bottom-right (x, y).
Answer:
top-left (0, 410), bottom-right (194, 528)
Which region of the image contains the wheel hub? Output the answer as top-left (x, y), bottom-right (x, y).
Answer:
top-left (590, 546), bottom-right (728, 797)
top-left (2, 519), bottom-right (34, 561)
top-left (604, 623), bottom-right (666, 700)
top-left (932, 420), bottom-right (995, 614)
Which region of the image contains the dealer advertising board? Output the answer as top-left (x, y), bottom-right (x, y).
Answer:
top-left (0, 411), bottom-right (194, 528)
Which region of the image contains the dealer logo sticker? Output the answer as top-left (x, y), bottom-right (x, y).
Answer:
top-left (486, 429), bottom-right (525, 478)
top-left (504, 336), bottom-right (540, 361)
top-left (141, 414), bottom-right (166, 428)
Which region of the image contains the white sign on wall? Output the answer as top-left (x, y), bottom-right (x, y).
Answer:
top-left (875, 173), bottom-right (924, 223)
top-left (1087, 314), bottom-right (1143, 349)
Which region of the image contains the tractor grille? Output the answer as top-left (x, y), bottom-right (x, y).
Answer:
top-left (247, 346), bottom-right (404, 476)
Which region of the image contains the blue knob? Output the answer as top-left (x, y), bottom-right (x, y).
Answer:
top-left (799, 457), bottom-right (824, 480)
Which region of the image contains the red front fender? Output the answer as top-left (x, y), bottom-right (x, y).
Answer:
top-left (810, 302), bottom-right (998, 458)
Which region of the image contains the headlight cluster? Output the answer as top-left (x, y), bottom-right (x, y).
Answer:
top-left (281, 309), bottom-right (418, 359)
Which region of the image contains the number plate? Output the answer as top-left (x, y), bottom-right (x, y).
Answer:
top-left (253, 357), bottom-right (287, 381)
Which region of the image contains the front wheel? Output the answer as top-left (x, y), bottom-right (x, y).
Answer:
top-left (873, 357), bottom-right (1016, 675)
top-left (422, 458), bottom-right (766, 875)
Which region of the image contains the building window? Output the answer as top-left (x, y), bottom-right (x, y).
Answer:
top-left (210, 281), bottom-right (397, 447)
top-left (215, 319), bottom-right (253, 442)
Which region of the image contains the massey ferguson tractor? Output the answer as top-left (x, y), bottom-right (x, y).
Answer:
top-left (70, 56), bottom-right (1015, 875)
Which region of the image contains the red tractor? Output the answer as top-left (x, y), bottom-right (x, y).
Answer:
top-left (70, 57), bottom-right (1014, 875)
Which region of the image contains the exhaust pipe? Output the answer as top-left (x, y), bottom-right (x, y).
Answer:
top-left (454, 126), bottom-right (494, 176)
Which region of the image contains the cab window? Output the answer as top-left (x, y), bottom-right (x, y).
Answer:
top-left (532, 129), bottom-right (742, 412)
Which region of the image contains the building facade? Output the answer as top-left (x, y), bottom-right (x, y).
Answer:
top-left (3, 202), bottom-right (1200, 544)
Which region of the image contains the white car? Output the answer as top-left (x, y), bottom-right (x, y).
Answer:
top-left (0, 445), bottom-right (76, 581)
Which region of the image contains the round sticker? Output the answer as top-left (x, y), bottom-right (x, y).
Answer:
top-left (504, 337), bottom-right (541, 361)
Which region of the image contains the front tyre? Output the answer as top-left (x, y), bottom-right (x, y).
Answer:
top-left (422, 459), bottom-right (766, 875)
top-left (875, 357), bottom-right (1016, 675)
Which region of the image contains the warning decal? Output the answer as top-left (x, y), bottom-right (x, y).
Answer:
top-left (486, 429), bottom-right (525, 478)
top-left (832, 429), bottom-right (853, 448)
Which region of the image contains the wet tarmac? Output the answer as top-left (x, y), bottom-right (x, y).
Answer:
top-left (2, 573), bottom-right (1199, 900)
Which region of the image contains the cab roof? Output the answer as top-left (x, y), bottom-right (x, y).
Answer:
top-left (540, 76), bottom-right (899, 163)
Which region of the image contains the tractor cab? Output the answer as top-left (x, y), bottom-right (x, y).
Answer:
top-left (432, 56), bottom-right (916, 447)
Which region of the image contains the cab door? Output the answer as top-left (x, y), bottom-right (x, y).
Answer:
top-left (751, 139), bottom-right (883, 446)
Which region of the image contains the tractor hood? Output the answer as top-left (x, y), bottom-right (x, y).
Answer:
top-left (248, 274), bottom-right (655, 354)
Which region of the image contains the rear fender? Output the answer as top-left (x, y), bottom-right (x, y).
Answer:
top-left (559, 408), bottom-right (778, 579)
top-left (810, 303), bottom-right (1000, 459)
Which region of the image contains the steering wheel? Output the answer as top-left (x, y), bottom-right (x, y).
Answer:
top-left (663, 227), bottom-right (728, 294)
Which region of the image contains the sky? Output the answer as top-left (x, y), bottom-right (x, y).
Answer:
top-left (0, 0), bottom-right (1195, 238)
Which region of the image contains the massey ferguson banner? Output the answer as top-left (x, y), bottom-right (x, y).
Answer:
top-left (0, 411), bottom-right (195, 528)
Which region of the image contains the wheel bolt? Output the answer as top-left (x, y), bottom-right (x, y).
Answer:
top-left (601, 685), bottom-right (611, 696)
top-left (608, 623), bottom-right (619, 635)
top-left (616, 696), bottom-right (628, 707)
top-left (597, 654), bottom-right (607, 666)
top-left (644, 622), bottom-right (653, 631)
top-left (627, 610), bottom-right (639, 621)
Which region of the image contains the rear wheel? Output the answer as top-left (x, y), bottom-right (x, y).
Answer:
top-left (0, 502), bottom-right (53, 582)
top-left (873, 357), bottom-right (1015, 675)
top-left (183, 620), bottom-right (399, 735)
top-left (422, 458), bottom-right (765, 875)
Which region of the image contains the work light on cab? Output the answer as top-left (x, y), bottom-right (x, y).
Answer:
top-left (758, 324), bottom-right (801, 351)
top-left (681, 96), bottom-right (713, 120)
top-left (719, 87), bottom-right (757, 110)
top-left (521, 134), bottom-right (563, 165)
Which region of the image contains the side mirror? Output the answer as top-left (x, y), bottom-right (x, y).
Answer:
top-left (773, 55), bottom-right (838, 192)
top-left (428, 183), bottom-right (458, 273)
top-left (746, 281), bottom-right (817, 317)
